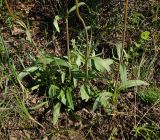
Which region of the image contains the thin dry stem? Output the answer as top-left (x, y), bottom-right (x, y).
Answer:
top-left (75, 0), bottom-right (89, 83)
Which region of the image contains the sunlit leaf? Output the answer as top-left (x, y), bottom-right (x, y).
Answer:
top-left (52, 102), bottom-right (61, 125)
top-left (49, 85), bottom-right (59, 98)
top-left (53, 15), bottom-right (61, 32)
top-left (90, 57), bottom-right (113, 72)
top-left (61, 71), bottom-right (66, 83)
top-left (37, 56), bottom-right (71, 68)
top-left (119, 64), bottom-right (127, 82)
top-left (141, 31), bottom-right (150, 40)
top-left (60, 89), bottom-right (66, 105)
top-left (80, 84), bottom-right (90, 102)
top-left (76, 54), bottom-right (82, 67)
top-left (118, 80), bottom-right (149, 91)
top-left (73, 77), bottom-right (78, 87)
top-left (116, 43), bottom-right (122, 60)
top-left (30, 101), bottom-right (48, 110)
top-left (66, 88), bottom-right (74, 110)
top-left (31, 85), bottom-right (39, 91)
top-left (19, 66), bottom-right (39, 80)
top-left (68, 2), bottom-right (86, 15)
top-left (93, 92), bottom-right (112, 111)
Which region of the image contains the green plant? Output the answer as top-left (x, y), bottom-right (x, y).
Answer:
top-left (75, 0), bottom-right (89, 83)
top-left (133, 123), bottom-right (159, 140)
top-left (14, 94), bottom-right (44, 128)
top-left (19, 33), bottom-right (114, 124)
top-left (138, 87), bottom-right (160, 104)
top-left (110, 43), bottom-right (149, 113)
top-left (0, 31), bottom-right (9, 63)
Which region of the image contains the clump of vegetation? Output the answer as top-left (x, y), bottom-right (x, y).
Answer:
top-left (0, 0), bottom-right (160, 139)
top-left (138, 87), bottom-right (160, 104)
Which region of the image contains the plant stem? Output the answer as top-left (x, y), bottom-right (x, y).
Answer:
top-left (113, 0), bottom-right (128, 113)
top-left (65, 1), bottom-right (71, 80)
top-left (75, 0), bottom-right (89, 83)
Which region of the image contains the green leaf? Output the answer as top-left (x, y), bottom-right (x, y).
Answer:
top-left (37, 56), bottom-right (71, 68)
top-left (116, 43), bottom-right (122, 60)
top-left (68, 2), bottom-right (86, 15)
top-left (73, 77), bottom-right (78, 87)
top-left (92, 97), bottom-right (100, 111)
top-left (31, 85), bottom-right (40, 91)
top-left (61, 71), bottom-right (66, 83)
top-left (80, 84), bottom-right (90, 102)
top-left (54, 57), bottom-right (72, 68)
top-left (93, 92), bottom-right (112, 111)
top-left (60, 89), bottom-right (66, 105)
top-left (53, 15), bottom-right (61, 32)
top-left (90, 57), bottom-right (113, 72)
top-left (134, 42), bottom-right (141, 48)
top-left (15, 20), bottom-right (27, 30)
top-left (25, 66), bottom-right (39, 73)
top-left (72, 71), bottom-right (85, 79)
top-left (30, 101), bottom-right (48, 110)
top-left (141, 31), bottom-right (150, 41)
top-left (76, 54), bottom-right (82, 67)
top-left (118, 80), bottom-right (149, 91)
top-left (52, 102), bottom-right (61, 125)
top-left (19, 66), bottom-right (39, 80)
top-left (119, 64), bottom-right (127, 82)
top-left (66, 88), bottom-right (74, 110)
top-left (49, 85), bottom-right (59, 98)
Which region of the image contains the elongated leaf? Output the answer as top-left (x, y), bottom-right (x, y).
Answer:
top-left (53, 102), bottom-right (61, 125)
top-left (31, 85), bottom-right (39, 91)
top-left (25, 66), bottom-right (39, 73)
top-left (91, 57), bottom-right (113, 72)
top-left (53, 15), bottom-right (61, 32)
top-left (61, 71), bottom-right (66, 83)
top-left (116, 43), bottom-right (122, 60)
top-left (76, 54), bottom-right (82, 67)
top-left (66, 88), bottom-right (74, 110)
top-left (73, 77), bottom-right (78, 87)
top-left (68, 2), bottom-right (86, 15)
top-left (80, 84), bottom-right (90, 102)
top-left (19, 72), bottom-right (29, 80)
top-left (49, 85), bottom-right (59, 98)
top-left (37, 57), bottom-right (54, 65)
top-left (19, 66), bottom-right (39, 80)
top-left (118, 80), bottom-right (149, 91)
top-left (60, 89), bottom-right (66, 105)
top-left (54, 57), bottom-right (71, 68)
top-left (15, 20), bottom-right (27, 29)
top-left (30, 101), bottom-right (48, 110)
top-left (93, 92), bottom-right (112, 111)
top-left (38, 56), bottom-right (71, 68)
top-left (119, 64), bottom-right (127, 82)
